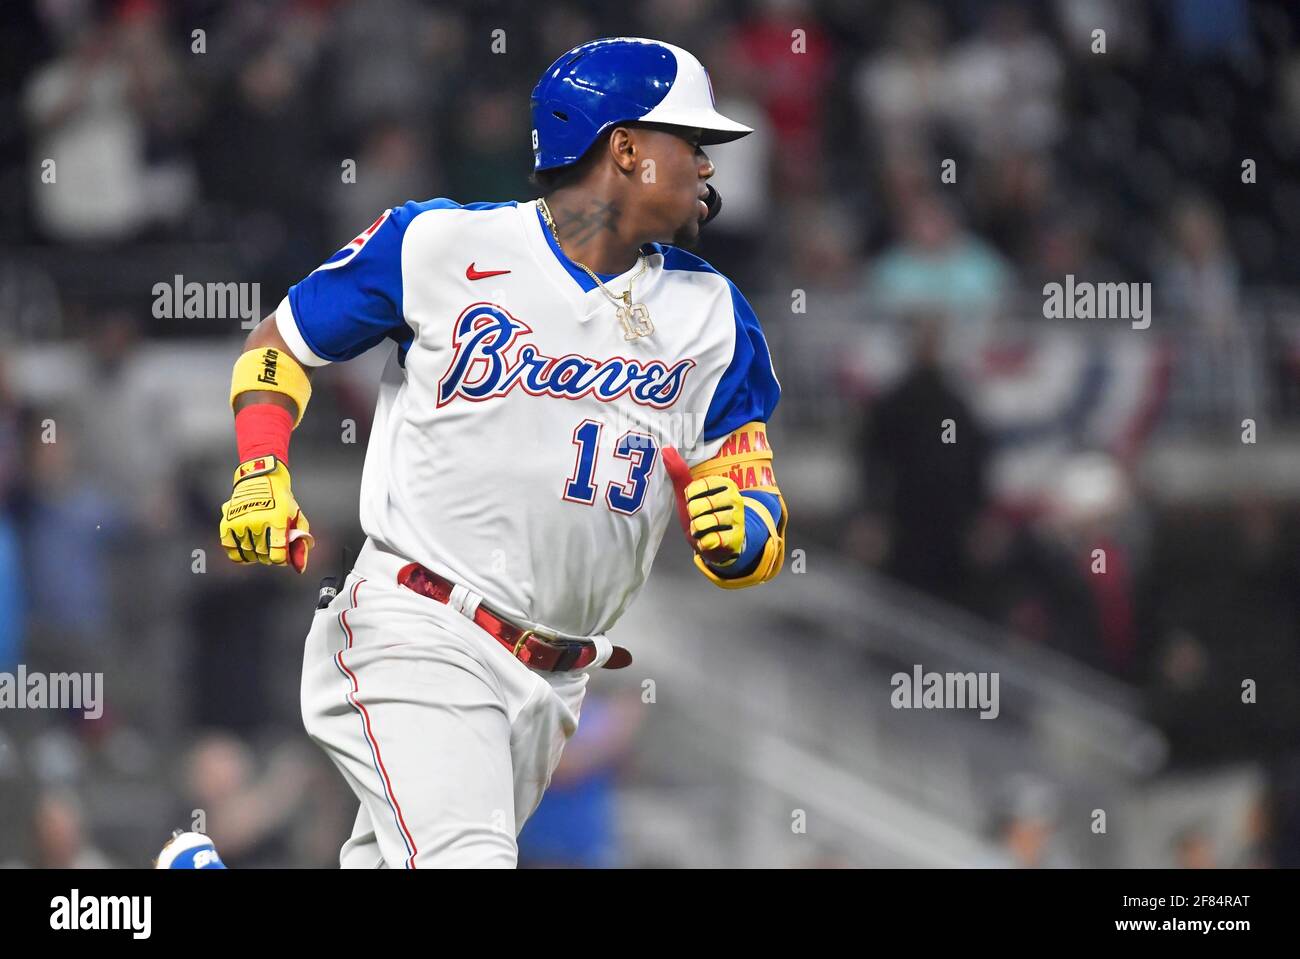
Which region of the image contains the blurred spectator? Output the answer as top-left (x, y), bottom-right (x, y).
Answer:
top-left (946, 2), bottom-right (1063, 157)
top-left (25, 790), bottom-right (113, 868)
top-left (978, 519), bottom-right (1101, 664)
top-left (180, 733), bottom-right (313, 868)
top-left (1158, 196), bottom-right (1255, 427)
top-left (1140, 500), bottom-right (1300, 767)
top-left (517, 690), bottom-right (644, 868)
top-left (113, 0), bottom-right (199, 228)
top-left (14, 409), bottom-right (122, 661)
top-left (331, 118), bottom-right (433, 243)
top-left (1158, 196), bottom-right (1241, 335)
top-left (72, 312), bottom-right (177, 528)
top-left (22, 9), bottom-right (163, 240)
top-left (873, 138), bottom-right (937, 229)
top-left (868, 194), bottom-right (1011, 321)
top-left (726, 0), bottom-right (834, 193)
top-left (323, 0), bottom-right (448, 142)
top-left (445, 87), bottom-right (530, 203)
top-left (1053, 454), bottom-right (1141, 675)
top-left (853, 315), bottom-right (991, 607)
top-left (775, 196), bottom-right (861, 294)
top-left (854, 2), bottom-right (952, 149)
top-left (195, 34), bottom-right (327, 291)
top-left (973, 151), bottom-right (1053, 268)
top-left (971, 454), bottom-right (1141, 674)
top-left (1021, 206), bottom-right (1121, 290)
top-left (982, 775), bottom-right (1074, 868)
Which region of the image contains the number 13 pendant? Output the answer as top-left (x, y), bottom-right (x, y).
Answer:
top-left (618, 296), bottom-right (654, 340)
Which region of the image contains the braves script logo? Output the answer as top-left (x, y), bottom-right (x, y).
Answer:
top-left (437, 303), bottom-right (694, 409)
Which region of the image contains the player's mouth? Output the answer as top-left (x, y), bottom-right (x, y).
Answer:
top-left (697, 196), bottom-right (710, 221)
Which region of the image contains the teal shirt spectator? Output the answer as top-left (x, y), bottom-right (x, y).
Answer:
top-left (869, 234), bottom-right (1011, 316)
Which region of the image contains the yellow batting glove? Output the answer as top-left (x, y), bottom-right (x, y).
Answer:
top-left (218, 455), bottom-right (313, 572)
top-left (684, 475), bottom-right (745, 567)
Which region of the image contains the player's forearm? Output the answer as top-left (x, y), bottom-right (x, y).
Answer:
top-left (227, 312), bottom-right (314, 464)
top-left (232, 314), bottom-right (313, 418)
top-left (219, 312), bottom-right (317, 572)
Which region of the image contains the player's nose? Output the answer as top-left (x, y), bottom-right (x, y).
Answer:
top-left (697, 152), bottom-right (715, 180)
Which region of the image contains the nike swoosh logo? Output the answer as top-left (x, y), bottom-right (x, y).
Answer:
top-left (466, 263), bottom-right (511, 281)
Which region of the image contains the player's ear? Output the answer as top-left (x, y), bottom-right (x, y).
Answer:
top-left (608, 126), bottom-right (638, 175)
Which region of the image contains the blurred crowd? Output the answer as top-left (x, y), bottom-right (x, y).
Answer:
top-left (2, 0), bottom-right (1300, 867)
top-left (5, 0), bottom-right (1300, 298)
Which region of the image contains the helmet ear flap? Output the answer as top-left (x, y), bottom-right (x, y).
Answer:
top-left (533, 98), bottom-right (602, 171)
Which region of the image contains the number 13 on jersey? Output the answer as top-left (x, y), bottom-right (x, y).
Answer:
top-left (563, 418), bottom-right (659, 515)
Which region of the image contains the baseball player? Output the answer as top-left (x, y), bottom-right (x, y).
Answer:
top-left (218, 37), bottom-right (787, 867)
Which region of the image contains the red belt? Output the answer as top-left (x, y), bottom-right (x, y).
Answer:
top-left (396, 562), bottom-right (631, 671)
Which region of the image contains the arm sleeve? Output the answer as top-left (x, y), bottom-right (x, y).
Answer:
top-left (275, 200), bottom-right (456, 366)
top-left (701, 282), bottom-right (781, 446)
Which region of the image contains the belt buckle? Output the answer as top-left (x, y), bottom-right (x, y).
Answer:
top-left (511, 628), bottom-right (537, 659)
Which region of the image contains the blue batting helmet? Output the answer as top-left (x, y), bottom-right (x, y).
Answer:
top-left (530, 37), bottom-right (753, 172)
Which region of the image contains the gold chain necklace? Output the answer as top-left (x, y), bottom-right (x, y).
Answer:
top-left (538, 198), bottom-right (654, 340)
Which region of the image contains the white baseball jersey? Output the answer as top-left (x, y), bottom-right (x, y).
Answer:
top-left (275, 198), bottom-right (779, 638)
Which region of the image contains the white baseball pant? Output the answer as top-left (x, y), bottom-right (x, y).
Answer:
top-left (299, 544), bottom-right (596, 868)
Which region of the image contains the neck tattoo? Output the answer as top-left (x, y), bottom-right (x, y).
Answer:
top-left (539, 197), bottom-right (654, 341)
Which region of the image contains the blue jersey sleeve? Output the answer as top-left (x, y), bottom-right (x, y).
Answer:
top-left (278, 199), bottom-right (460, 365)
top-left (703, 282), bottom-right (781, 442)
